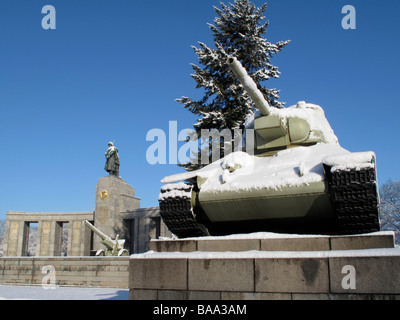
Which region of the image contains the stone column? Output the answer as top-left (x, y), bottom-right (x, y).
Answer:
top-left (94, 176), bottom-right (140, 251)
top-left (68, 220), bottom-right (91, 256)
top-left (37, 221), bottom-right (56, 256)
top-left (3, 220), bottom-right (26, 256)
top-left (53, 222), bottom-right (63, 256)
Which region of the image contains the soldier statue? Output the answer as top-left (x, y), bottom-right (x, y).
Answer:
top-left (104, 142), bottom-right (120, 177)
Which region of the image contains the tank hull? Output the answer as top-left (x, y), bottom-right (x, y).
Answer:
top-left (198, 181), bottom-right (334, 222)
top-left (159, 162), bottom-right (381, 238)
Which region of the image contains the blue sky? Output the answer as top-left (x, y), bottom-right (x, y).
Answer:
top-left (0, 0), bottom-right (399, 220)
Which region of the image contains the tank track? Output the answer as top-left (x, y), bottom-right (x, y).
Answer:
top-left (326, 166), bottom-right (380, 235)
top-left (159, 183), bottom-right (208, 238)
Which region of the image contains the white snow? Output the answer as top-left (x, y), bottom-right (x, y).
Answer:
top-left (323, 151), bottom-right (376, 172)
top-left (162, 143), bottom-right (350, 193)
top-left (200, 144), bottom-right (349, 193)
top-left (132, 247), bottom-right (400, 260)
top-left (159, 183), bottom-right (192, 200)
top-left (146, 230), bottom-right (399, 262)
top-left (244, 101), bottom-right (339, 144)
top-left (0, 285), bottom-right (128, 300)
top-left (134, 231), bottom-right (399, 259)
top-left (153, 230), bottom-right (395, 241)
top-left (161, 182), bottom-right (190, 191)
top-left (161, 101), bottom-right (376, 194)
top-left (161, 171), bottom-right (198, 184)
top-left (269, 101), bottom-right (339, 144)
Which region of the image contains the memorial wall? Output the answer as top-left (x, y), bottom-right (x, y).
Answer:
top-left (2, 176), bottom-right (169, 257)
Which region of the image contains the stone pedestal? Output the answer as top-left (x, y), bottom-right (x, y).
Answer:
top-left (94, 176), bottom-right (140, 251)
top-left (150, 232), bottom-right (396, 253)
top-left (130, 231), bottom-right (400, 300)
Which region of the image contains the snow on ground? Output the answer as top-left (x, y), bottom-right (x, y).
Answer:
top-left (0, 285), bottom-right (128, 300)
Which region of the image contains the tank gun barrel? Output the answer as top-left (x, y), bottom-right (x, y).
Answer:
top-left (227, 56), bottom-right (271, 116)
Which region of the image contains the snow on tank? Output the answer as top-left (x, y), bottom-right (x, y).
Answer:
top-left (158, 57), bottom-right (381, 238)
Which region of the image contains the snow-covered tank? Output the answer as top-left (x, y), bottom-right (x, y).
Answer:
top-left (159, 57), bottom-right (380, 238)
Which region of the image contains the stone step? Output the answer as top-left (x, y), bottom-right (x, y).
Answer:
top-left (150, 231), bottom-right (395, 253)
top-left (130, 245), bottom-right (400, 300)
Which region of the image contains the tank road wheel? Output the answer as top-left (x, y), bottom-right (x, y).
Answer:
top-left (325, 164), bottom-right (381, 235)
top-left (159, 183), bottom-right (208, 238)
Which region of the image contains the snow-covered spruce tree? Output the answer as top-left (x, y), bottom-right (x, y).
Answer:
top-left (380, 180), bottom-right (400, 245)
top-left (177, 0), bottom-right (290, 171)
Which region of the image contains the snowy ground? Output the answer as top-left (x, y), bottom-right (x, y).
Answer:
top-left (0, 284), bottom-right (129, 300)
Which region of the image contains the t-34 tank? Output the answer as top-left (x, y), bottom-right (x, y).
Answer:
top-left (159, 57), bottom-right (380, 238)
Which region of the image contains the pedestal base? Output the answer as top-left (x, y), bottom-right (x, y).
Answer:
top-left (129, 231), bottom-right (400, 300)
top-left (150, 231), bottom-right (395, 252)
top-left (94, 176), bottom-right (140, 251)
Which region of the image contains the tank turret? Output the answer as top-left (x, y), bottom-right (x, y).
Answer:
top-left (227, 56), bottom-right (334, 155)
